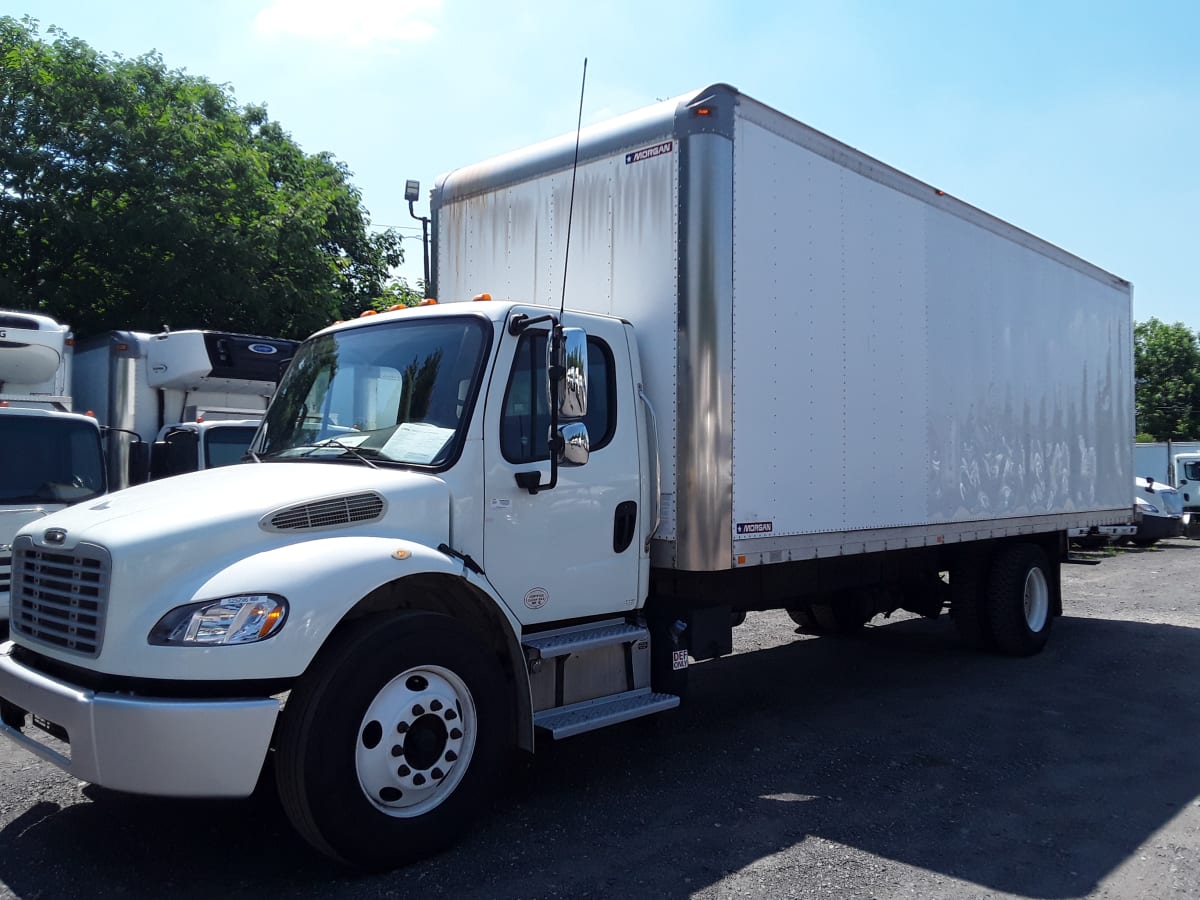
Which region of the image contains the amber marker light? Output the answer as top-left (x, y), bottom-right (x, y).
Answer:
top-left (419, 298), bottom-right (438, 306)
top-left (392, 548), bottom-right (412, 560)
top-left (473, 292), bottom-right (493, 301)
top-left (259, 605), bottom-right (285, 639)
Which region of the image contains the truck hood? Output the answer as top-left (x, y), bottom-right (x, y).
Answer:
top-left (11, 461), bottom-right (454, 676)
top-left (1, 505), bottom-right (65, 546)
top-left (16, 461), bottom-right (451, 559)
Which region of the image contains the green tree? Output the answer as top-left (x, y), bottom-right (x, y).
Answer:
top-left (1134, 318), bottom-right (1200, 440)
top-left (370, 278), bottom-right (425, 312)
top-left (0, 16), bottom-right (401, 340)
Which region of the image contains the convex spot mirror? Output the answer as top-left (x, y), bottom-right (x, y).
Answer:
top-left (557, 421), bottom-right (589, 467)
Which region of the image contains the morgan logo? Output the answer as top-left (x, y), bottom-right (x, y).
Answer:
top-left (736, 521), bottom-right (773, 535)
top-left (625, 141), bottom-right (673, 165)
top-left (524, 587), bottom-right (549, 610)
top-left (43, 528), bottom-right (67, 545)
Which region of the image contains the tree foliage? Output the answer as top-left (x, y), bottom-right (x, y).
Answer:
top-left (1134, 317), bottom-right (1200, 440)
top-left (0, 16), bottom-right (402, 340)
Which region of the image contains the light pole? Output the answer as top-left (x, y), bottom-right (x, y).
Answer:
top-left (405, 179), bottom-right (431, 298)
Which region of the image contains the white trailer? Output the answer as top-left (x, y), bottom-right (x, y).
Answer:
top-left (1, 84), bottom-right (1132, 870)
top-left (72, 329), bottom-right (298, 488)
top-left (0, 311), bottom-right (106, 628)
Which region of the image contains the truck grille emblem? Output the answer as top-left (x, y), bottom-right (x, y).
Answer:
top-left (43, 528), bottom-right (67, 545)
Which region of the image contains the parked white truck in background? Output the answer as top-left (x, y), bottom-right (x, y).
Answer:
top-left (72, 329), bottom-right (298, 489)
top-left (0, 311), bottom-right (106, 632)
top-left (0, 84), bottom-right (1133, 869)
top-left (1134, 441), bottom-right (1200, 537)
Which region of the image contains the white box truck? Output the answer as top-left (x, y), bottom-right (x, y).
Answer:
top-left (1134, 440), bottom-right (1200, 518)
top-left (0, 310), bottom-right (107, 631)
top-left (72, 328), bottom-right (298, 488)
top-left (0, 84), bottom-right (1132, 870)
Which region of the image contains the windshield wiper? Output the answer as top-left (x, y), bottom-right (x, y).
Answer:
top-left (298, 438), bottom-right (379, 468)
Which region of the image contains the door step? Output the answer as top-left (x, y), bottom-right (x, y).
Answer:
top-left (534, 687), bottom-right (679, 739)
top-left (522, 620), bottom-right (647, 660)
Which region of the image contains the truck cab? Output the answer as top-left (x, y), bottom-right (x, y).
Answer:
top-left (1173, 454), bottom-right (1200, 513)
top-left (149, 418), bottom-right (264, 479)
top-left (0, 310), bottom-right (107, 630)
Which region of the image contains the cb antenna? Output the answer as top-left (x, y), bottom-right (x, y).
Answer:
top-left (559, 57), bottom-right (587, 319)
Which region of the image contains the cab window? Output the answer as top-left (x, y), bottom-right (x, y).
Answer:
top-left (501, 332), bottom-right (615, 464)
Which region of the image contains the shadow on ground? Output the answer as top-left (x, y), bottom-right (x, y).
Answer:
top-left (1, 611), bottom-right (1197, 899)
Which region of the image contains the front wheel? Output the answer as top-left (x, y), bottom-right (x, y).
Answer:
top-left (275, 611), bottom-right (510, 869)
top-left (986, 544), bottom-right (1054, 656)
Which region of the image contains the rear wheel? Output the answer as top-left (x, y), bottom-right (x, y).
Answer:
top-left (275, 611), bottom-right (509, 869)
top-left (786, 605), bottom-right (814, 630)
top-left (951, 553), bottom-right (994, 650)
top-left (986, 544), bottom-right (1053, 656)
top-left (809, 593), bottom-right (870, 634)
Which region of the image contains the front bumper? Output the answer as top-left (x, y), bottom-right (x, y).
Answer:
top-left (1136, 514), bottom-right (1184, 542)
top-left (0, 641), bottom-right (279, 797)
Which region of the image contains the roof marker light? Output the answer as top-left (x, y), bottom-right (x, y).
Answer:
top-left (419, 298), bottom-right (438, 306)
top-left (473, 293), bottom-right (493, 302)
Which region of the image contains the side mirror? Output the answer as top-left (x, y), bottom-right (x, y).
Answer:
top-left (550, 327), bottom-right (588, 419)
top-left (558, 421), bottom-right (590, 467)
top-left (149, 440), bottom-right (171, 480)
top-left (127, 441), bottom-right (150, 486)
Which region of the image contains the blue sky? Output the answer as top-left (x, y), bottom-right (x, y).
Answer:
top-left (16, 0), bottom-right (1200, 328)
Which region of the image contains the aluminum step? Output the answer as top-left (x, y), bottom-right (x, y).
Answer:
top-left (534, 688), bottom-right (680, 739)
top-left (522, 621), bottom-right (647, 661)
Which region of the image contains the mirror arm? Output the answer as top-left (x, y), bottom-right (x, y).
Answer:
top-left (515, 324), bottom-right (564, 494)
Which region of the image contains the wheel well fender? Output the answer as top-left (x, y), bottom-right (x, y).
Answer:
top-left (334, 571), bottom-right (534, 752)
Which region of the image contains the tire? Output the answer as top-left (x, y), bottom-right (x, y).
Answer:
top-left (951, 554), bottom-right (994, 650)
top-left (786, 606), bottom-right (814, 630)
top-left (275, 611), bottom-right (510, 870)
top-left (1131, 537), bottom-right (1159, 547)
top-left (809, 594), bottom-right (869, 634)
top-left (985, 544), bottom-right (1053, 656)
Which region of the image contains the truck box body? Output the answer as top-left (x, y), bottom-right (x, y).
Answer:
top-left (432, 83), bottom-right (1134, 572)
top-left (1135, 441), bottom-right (1200, 483)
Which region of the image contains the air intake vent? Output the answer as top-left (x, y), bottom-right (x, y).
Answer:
top-left (263, 492), bottom-right (386, 532)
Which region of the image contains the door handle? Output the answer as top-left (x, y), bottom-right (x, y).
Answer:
top-left (613, 501), bottom-right (637, 553)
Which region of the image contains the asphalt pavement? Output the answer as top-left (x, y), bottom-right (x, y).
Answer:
top-left (2, 540), bottom-right (1198, 899)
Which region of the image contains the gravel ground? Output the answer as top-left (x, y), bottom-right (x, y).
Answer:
top-left (2, 540), bottom-right (1198, 899)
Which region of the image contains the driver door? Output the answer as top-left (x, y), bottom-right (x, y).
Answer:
top-left (481, 316), bottom-right (643, 625)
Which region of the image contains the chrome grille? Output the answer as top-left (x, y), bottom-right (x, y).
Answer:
top-left (264, 492), bottom-right (386, 532)
top-left (0, 550), bottom-right (10, 594)
top-left (11, 536), bottom-right (110, 658)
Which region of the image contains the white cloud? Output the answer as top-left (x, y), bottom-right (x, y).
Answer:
top-left (254, 0), bottom-right (441, 48)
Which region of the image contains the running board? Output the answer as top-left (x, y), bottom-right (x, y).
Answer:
top-left (534, 688), bottom-right (679, 739)
top-left (522, 621), bottom-right (647, 660)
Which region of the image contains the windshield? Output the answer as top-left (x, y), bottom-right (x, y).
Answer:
top-left (0, 416), bottom-right (106, 504)
top-left (256, 315), bottom-right (491, 468)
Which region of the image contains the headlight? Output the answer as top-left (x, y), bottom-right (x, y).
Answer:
top-left (149, 594), bottom-right (288, 646)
